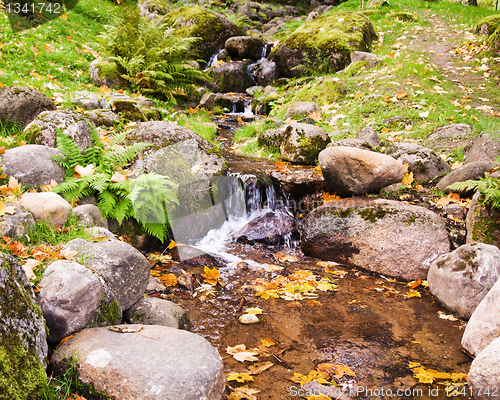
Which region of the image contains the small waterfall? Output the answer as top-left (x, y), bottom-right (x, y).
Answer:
top-left (246, 43), bottom-right (272, 84)
top-left (205, 49), bottom-right (225, 70)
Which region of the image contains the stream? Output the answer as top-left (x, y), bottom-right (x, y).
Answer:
top-left (150, 117), bottom-right (473, 400)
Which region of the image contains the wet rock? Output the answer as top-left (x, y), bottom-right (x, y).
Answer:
top-left (468, 336), bottom-right (500, 400)
top-left (0, 203), bottom-right (35, 239)
top-left (356, 126), bottom-right (380, 148)
top-left (462, 278), bottom-right (500, 357)
top-left (125, 297), bottom-right (187, 329)
top-left (275, 11), bottom-right (376, 77)
top-left (284, 101), bottom-right (321, 120)
top-left (466, 192), bottom-right (500, 248)
top-left (268, 165), bottom-right (325, 195)
top-left (38, 260), bottom-right (121, 343)
top-left (385, 142), bottom-right (450, 183)
top-left (49, 325), bottom-right (225, 400)
top-left (301, 198), bottom-right (450, 280)
top-left (199, 92), bottom-right (244, 112)
top-left (225, 36), bottom-right (265, 60)
top-left (232, 209), bottom-right (297, 245)
top-left (164, 6), bottom-right (243, 62)
top-left (280, 122), bottom-right (330, 165)
top-left (88, 109), bottom-right (120, 126)
top-left (24, 110), bottom-right (94, 150)
top-left (72, 204), bottom-right (108, 228)
top-left (0, 253), bottom-right (48, 399)
top-left (62, 238), bottom-right (150, 310)
top-left (437, 161), bottom-right (499, 194)
top-left (0, 85), bottom-right (56, 128)
top-left (465, 133), bottom-right (500, 163)
top-left (319, 146), bottom-right (404, 196)
top-left (1, 144), bottom-right (65, 189)
top-left (209, 60), bottom-right (255, 93)
top-left (427, 243), bottom-right (500, 319)
top-left (20, 192), bottom-right (72, 226)
top-left (256, 59), bottom-right (276, 86)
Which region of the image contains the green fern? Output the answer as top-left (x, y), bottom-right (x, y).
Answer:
top-left (447, 172), bottom-right (500, 210)
top-left (96, 9), bottom-right (205, 98)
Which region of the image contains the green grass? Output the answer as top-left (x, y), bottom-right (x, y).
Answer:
top-left (233, 119), bottom-right (281, 160)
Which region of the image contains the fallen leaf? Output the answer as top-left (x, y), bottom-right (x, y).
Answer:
top-left (273, 253), bottom-right (299, 263)
top-left (436, 192), bottom-right (460, 207)
top-left (228, 385), bottom-right (260, 400)
top-left (167, 239), bottom-right (177, 250)
top-left (0, 202), bottom-right (16, 216)
top-left (227, 344), bottom-right (259, 362)
top-left (406, 289), bottom-right (421, 298)
top-left (160, 273), bottom-right (178, 287)
top-left (245, 307), bottom-right (263, 315)
top-left (273, 161), bottom-right (291, 174)
top-left (43, 43), bottom-right (55, 53)
top-left (59, 248), bottom-right (78, 261)
top-left (73, 164), bottom-right (95, 178)
top-left (202, 266), bottom-right (220, 285)
top-left (110, 171), bottom-right (127, 183)
top-left (248, 361), bottom-right (274, 375)
top-left (227, 372), bottom-right (254, 383)
top-left (323, 192), bottom-right (341, 203)
top-left (437, 311), bottom-right (459, 321)
top-left (317, 363), bottom-right (356, 379)
top-left (108, 325), bottom-right (143, 333)
top-left (309, 111), bottom-right (322, 121)
top-left (261, 338), bottom-right (276, 347)
top-left (40, 179), bottom-right (59, 192)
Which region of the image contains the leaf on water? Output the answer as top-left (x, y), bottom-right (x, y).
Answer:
top-left (437, 311), bottom-right (458, 321)
top-left (317, 260), bottom-right (339, 268)
top-left (228, 385), bottom-right (260, 400)
top-left (160, 273), bottom-right (178, 287)
top-left (325, 269), bottom-right (348, 278)
top-left (227, 344), bottom-right (248, 354)
top-left (245, 307), bottom-right (263, 315)
top-left (408, 279), bottom-right (422, 289)
top-left (273, 161), bottom-right (291, 174)
top-left (308, 300), bottom-right (323, 306)
top-left (202, 266), bottom-right (220, 285)
top-left (233, 351), bottom-right (259, 363)
top-left (73, 164), bottom-right (95, 178)
top-left (289, 370), bottom-right (330, 386)
top-left (260, 338), bottom-right (276, 347)
top-left (409, 362), bottom-right (467, 384)
top-left (317, 363), bottom-right (356, 379)
top-left (227, 372), bottom-right (254, 383)
top-left (273, 253), bottom-right (299, 263)
top-left (248, 361), bottom-right (274, 375)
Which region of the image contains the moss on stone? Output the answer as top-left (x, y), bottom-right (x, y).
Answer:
top-left (288, 77), bottom-right (346, 107)
top-left (357, 207), bottom-right (397, 223)
top-left (23, 124), bottom-right (42, 144)
top-left (341, 60), bottom-right (369, 77)
top-left (475, 15), bottom-right (500, 35)
top-left (95, 299), bottom-right (121, 326)
top-left (471, 206), bottom-right (500, 245)
top-left (95, 60), bottom-right (121, 81)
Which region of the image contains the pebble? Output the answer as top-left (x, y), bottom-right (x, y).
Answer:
top-left (239, 313), bottom-right (260, 324)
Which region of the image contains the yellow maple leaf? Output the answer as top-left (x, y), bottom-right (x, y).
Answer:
top-left (401, 163), bottom-right (414, 186)
top-left (318, 363), bottom-right (356, 380)
top-left (406, 289), bottom-right (421, 298)
top-left (160, 273), bottom-right (178, 287)
top-left (167, 239), bottom-right (177, 250)
top-left (245, 307), bottom-right (263, 315)
top-left (228, 386), bottom-right (260, 400)
top-left (261, 338), bottom-right (276, 347)
top-left (227, 372), bottom-right (254, 383)
top-left (202, 266), bottom-right (220, 285)
top-left (323, 192), bottom-right (341, 203)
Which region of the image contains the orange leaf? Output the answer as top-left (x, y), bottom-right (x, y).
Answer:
top-left (202, 266), bottom-right (220, 285)
top-left (323, 192), bottom-right (340, 203)
top-left (99, 85), bottom-right (110, 93)
top-left (309, 111), bottom-right (322, 120)
top-left (43, 43), bottom-right (55, 53)
top-left (0, 147), bottom-right (5, 154)
top-left (273, 161), bottom-right (290, 174)
top-left (110, 171), bottom-right (128, 183)
top-left (73, 164), bottom-right (95, 178)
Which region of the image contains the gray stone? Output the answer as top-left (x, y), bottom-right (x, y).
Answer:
top-left (427, 243), bottom-right (500, 319)
top-left (38, 260), bottom-right (121, 343)
top-left (385, 142), bottom-right (450, 183)
top-left (280, 122), bottom-right (330, 165)
top-left (0, 203), bottom-right (34, 239)
top-left (89, 58), bottom-right (126, 89)
top-left (428, 123), bottom-right (473, 141)
top-left (20, 192), bottom-right (72, 226)
top-left (49, 325), bottom-right (225, 400)
top-left (443, 203), bottom-right (466, 220)
top-left (0, 253), bottom-right (48, 398)
top-left (225, 36), bottom-right (264, 60)
top-left (0, 85), bottom-right (56, 128)
top-left (284, 101), bottom-right (321, 120)
top-left (72, 204), bottom-right (107, 228)
top-left (438, 161), bottom-right (499, 194)
top-left (256, 59), bottom-right (276, 87)
top-left (1, 144), bottom-right (65, 188)
top-left (301, 198), bottom-right (450, 280)
top-left (468, 337), bottom-right (500, 400)
top-left (84, 226), bottom-right (115, 238)
top-left (327, 138), bottom-right (373, 150)
top-left (462, 278), bottom-right (500, 357)
top-left (125, 297), bottom-right (187, 329)
top-left (258, 127), bottom-right (285, 149)
top-left (350, 51), bottom-right (380, 67)
top-left (24, 110), bottom-right (95, 150)
top-left (319, 146), bottom-right (404, 196)
top-left (356, 126), bottom-right (380, 148)
top-left (209, 60), bottom-right (254, 93)
top-left (62, 238), bottom-right (150, 310)
top-left (88, 109), bottom-right (120, 127)
top-left (147, 276), bottom-right (166, 292)
top-left (465, 133), bottom-right (500, 163)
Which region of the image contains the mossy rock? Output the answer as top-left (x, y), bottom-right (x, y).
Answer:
top-left (391, 11), bottom-right (417, 22)
top-left (275, 10), bottom-right (377, 77)
top-left (485, 25), bottom-right (500, 57)
top-left (475, 15), bottom-right (500, 36)
top-left (287, 77), bottom-right (346, 107)
top-left (164, 6), bottom-right (244, 62)
top-left (466, 193), bottom-right (500, 247)
top-left (339, 60), bottom-right (369, 77)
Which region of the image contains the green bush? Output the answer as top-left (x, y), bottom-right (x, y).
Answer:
top-left (96, 8), bottom-right (205, 98)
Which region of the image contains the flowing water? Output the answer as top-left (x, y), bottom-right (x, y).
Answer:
top-left (150, 124), bottom-right (473, 399)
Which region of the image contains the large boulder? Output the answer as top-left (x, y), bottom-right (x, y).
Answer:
top-left (1, 145), bottom-right (65, 188)
top-left (20, 192), bottom-right (72, 226)
top-left (427, 243), bottom-right (500, 319)
top-left (0, 253), bottom-right (48, 399)
top-left (318, 146), bottom-right (404, 196)
top-left (38, 260), bottom-right (121, 343)
top-left (49, 325), bottom-right (225, 400)
top-left (468, 336), bottom-right (500, 400)
top-left (274, 11), bottom-right (377, 77)
top-left (385, 142), bottom-right (450, 183)
top-left (280, 122), bottom-right (330, 165)
top-left (301, 198), bottom-right (450, 280)
top-left (208, 60), bottom-right (255, 93)
top-left (225, 36), bottom-right (265, 60)
top-left (0, 85), bottom-right (56, 128)
top-left (462, 278), bottom-right (500, 357)
top-left (163, 6), bottom-right (244, 62)
top-left (24, 110), bottom-right (95, 150)
top-left (62, 238), bottom-right (150, 310)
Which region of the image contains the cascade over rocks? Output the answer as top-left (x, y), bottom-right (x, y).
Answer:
top-left (274, 11), bottom-right (377, 78)
top-left (385, 142), bottom-right (451, 183)
top-left (0, 253), bottom-right (48, 399)
top-left (38, 260), bottom-right (121, 343)
top-left (24, 110), bottom-right (95, 150)
top-left (319, 146), bottom-right (404, 196)
top-left (1, 145), bottom-right (65, 188)
top-left (462, 278), bottom-right (500, 357)
top-left (49, 325), bottom-right (226, 400)
top-left (301, 198), bottom-right (450, 280)
top-left (62, 238), bottom-right (150, 310)
top-left (0, 85), bottom-right (56, 128)
top-left (427, 243), bottom-right (500, 319)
